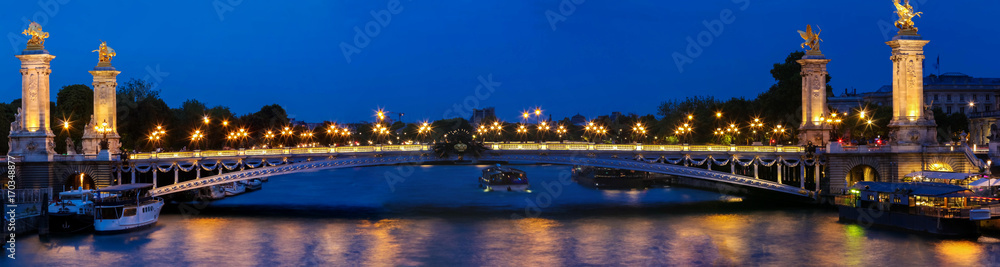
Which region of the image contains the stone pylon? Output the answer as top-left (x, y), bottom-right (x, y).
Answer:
top-left (82, 62), bottom-right (121, 154)
top-left (797, 52), bottom-right (831, 146)
top-left (8, 45), bottom-right (56, 161)
top-left (886, 31), bottom-right (936, 146)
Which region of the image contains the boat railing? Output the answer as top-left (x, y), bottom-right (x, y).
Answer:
top-left (834, 195), bottom-right (858, 207)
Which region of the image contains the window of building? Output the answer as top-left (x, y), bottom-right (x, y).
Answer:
top-left (947, 94), bottom-right (952, 101)
top-left (973, 94), bottom-right (978, 101)
top-left (960, 107), bottom-right (966, 114)
top-left (988, 94), bottom-right (993, 101)
top-left (947, 106), bottom-right (952, 113)
top-left (960, 95), bottom-right (965, 102)
top-left (934, 94), bottom-right (940, 101)
top-left (974, 106), bottom-right (979, 113)
top-left (987, 106), bottom-right (992, 112)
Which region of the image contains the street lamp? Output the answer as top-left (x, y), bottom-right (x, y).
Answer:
top-left (632, 122), bottom-right (647, 143)
top-left (536, 120), bottom-right (550, 142)
top-left (556, 125), bottom-right (567, 140)
top-left (191, 129), bottom-right (204, 150)
top-left (418, 121), bottom-right (432, 143)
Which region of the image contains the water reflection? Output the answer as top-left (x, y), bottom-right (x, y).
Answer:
top-left (11, 165), bottom-right (1000, 266)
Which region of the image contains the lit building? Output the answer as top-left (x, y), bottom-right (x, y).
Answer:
top-left (470, 107), bottom-right (495, 125)
top-left (570, 113), bottom-right (586, 126)
top-left (850, 72), bottom-right (1000, 145)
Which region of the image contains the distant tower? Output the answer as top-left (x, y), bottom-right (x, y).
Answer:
top-left (796, 24), bottom-right (831, 146)
top-left (8, 22), bottom-right (56, 161)
top-left (886, 16), bottom-right (936, 145)
top-left (82, 41), bottom-right (121, 154)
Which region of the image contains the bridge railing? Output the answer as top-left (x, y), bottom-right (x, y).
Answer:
top-left (130, 142), bottom-right (806, 160)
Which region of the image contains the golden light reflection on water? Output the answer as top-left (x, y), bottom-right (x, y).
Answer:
top-left (936, 240), bottom-right (982, 267)
top-left (17, 213), bottom-right (1000, 266)
top-left (359, 219), bottom-right (405, 266)
top-left (475, 218), bottom-right (564, 266)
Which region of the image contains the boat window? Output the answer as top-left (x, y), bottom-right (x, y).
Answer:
top-left (123, 208), bottom-right (137, 217)
top-left (97, 207), bottom-right (123, 219)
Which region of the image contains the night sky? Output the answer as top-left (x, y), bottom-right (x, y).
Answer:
top-left (3, 1), bottom-right (999, 123)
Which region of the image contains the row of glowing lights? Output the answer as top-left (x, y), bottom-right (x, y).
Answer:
top-left (67, 107), bottom-right (882, 144)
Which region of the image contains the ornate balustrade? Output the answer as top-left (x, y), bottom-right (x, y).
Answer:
top-left (130, 142), bottom-right (808, 161)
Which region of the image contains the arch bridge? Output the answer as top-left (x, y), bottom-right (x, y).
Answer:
top-left (122, 143), bottom-right (822, 200)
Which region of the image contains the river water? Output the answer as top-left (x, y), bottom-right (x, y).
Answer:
top-left (9, 165), bottom-right (1000, 266)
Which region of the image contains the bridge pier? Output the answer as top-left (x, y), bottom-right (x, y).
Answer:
top-left (754, 163), bottom-right (759, 179)
top-left (775, 161), bottom-right (783, 184)
top-left (799, 164), bottom-right (805, 189)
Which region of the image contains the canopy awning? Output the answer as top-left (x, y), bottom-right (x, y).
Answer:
top-left (903, 171), bottom-right (980, 180)
top-left (969, 178), bottom-right (1000, 187)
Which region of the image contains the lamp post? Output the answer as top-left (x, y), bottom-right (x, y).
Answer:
top-left (536, 121), bottom-right (550, 142)
top-left (556, 125), bottom-right (567, 141)
top-left (632, 122), bottom-right (647, 144)
top-left (191, 129), bottom-right (204, 150)
top-left (418, 122), bottom-right (432, 144)
top-left (96, 120), bottom-right (110, 151)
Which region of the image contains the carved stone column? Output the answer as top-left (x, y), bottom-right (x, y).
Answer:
top-left (797, 53), bottom-right (831, 146)
top-left (82, 64), bottom-right (121, 154)
top-left (8, 48), bottom-right (56, 162)
top-left (886, 32), bottom-right (936, 146)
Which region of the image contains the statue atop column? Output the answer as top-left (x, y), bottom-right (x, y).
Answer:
top-left (798, 25), bottom-right (823, 55)
top-left (893, 0), bottom-right (922, 34)
top-left (21, 21), bottom-right (49, 50)
top-left (91, 40), bottom-right (116, 67)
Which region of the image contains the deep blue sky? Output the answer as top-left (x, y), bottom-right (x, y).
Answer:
top-left (3, 1), bottom-right (999, 123)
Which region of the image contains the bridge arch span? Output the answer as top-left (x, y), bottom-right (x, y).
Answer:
top-left (146, 153), bottom-right (813, 199)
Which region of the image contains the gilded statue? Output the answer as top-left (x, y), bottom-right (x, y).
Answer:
top-left (92, 40), bottom-right (116, 64)
top-left (798, 25), bottom-right (822, 53)
top-left (22, 21), bottom-right (49, 48)
top-left (893, 0), bottom-right (922, 32)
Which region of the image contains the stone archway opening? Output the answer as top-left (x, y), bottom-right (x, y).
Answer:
top-left (926, 162), bottom-right (953, 172)
top-left (64, 172), bottom-right (96, 191)
top-left (846, 165), bottom-right (880, 186)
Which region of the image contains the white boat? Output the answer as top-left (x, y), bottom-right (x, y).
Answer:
top-left (479, 164), bottom-right (530, 192)
top-left (93, 183), bottom-right (163, 234)
top-left (47, 188), bottom-right (95, 234)
top-left (222, 181), bottom-right (246, 196)
top-left (245, 179), bottom-right (262, 191)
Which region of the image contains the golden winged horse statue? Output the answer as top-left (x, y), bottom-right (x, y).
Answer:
top-left (798, 25), bottom-right (822, 53)
top-left (893, 0), bottom-right (922, 31)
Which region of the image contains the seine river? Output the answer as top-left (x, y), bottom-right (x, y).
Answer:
top-left (10, 165), bottom-right (1000, 266)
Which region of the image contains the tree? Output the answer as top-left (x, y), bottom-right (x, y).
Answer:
top-left (54, 84), bottom-right (93, 154)
top-left (117, 78), bottom-right (162, 151)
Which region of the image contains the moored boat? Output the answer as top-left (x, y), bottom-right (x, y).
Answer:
top-left (93, 183), bottom-right (164, 234)
top-left (222, 181), bottom-right (246, 196)
top-left (479, 164), bottom-right (529, 192)
top-left (836, 181), bottom-right (1000, 237)
top-left (245, 179), bottom-right (262, 191)
top-left (572, 166), bottom-right (670, 189)
top-left (47, 188), bottom-right (95, 234)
